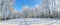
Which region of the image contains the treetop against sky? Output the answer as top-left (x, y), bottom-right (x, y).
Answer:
top-left (14, 0), bottom-right (42, 11)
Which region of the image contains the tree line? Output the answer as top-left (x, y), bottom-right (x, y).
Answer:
top-left (0, 0), bottom-right (60, 20)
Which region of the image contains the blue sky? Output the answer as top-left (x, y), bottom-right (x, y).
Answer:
top-left (14, 0), bottom-right (42, 11)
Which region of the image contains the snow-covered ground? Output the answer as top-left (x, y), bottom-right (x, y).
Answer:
top-left (0, 18), bottom-right (60, 25)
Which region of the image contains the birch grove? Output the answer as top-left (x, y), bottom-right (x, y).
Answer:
top-left (0, 0), bottom-right (60, 20)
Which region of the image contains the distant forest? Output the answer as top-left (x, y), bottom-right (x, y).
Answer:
top-left (0, 0), bottom-right (60, 20)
